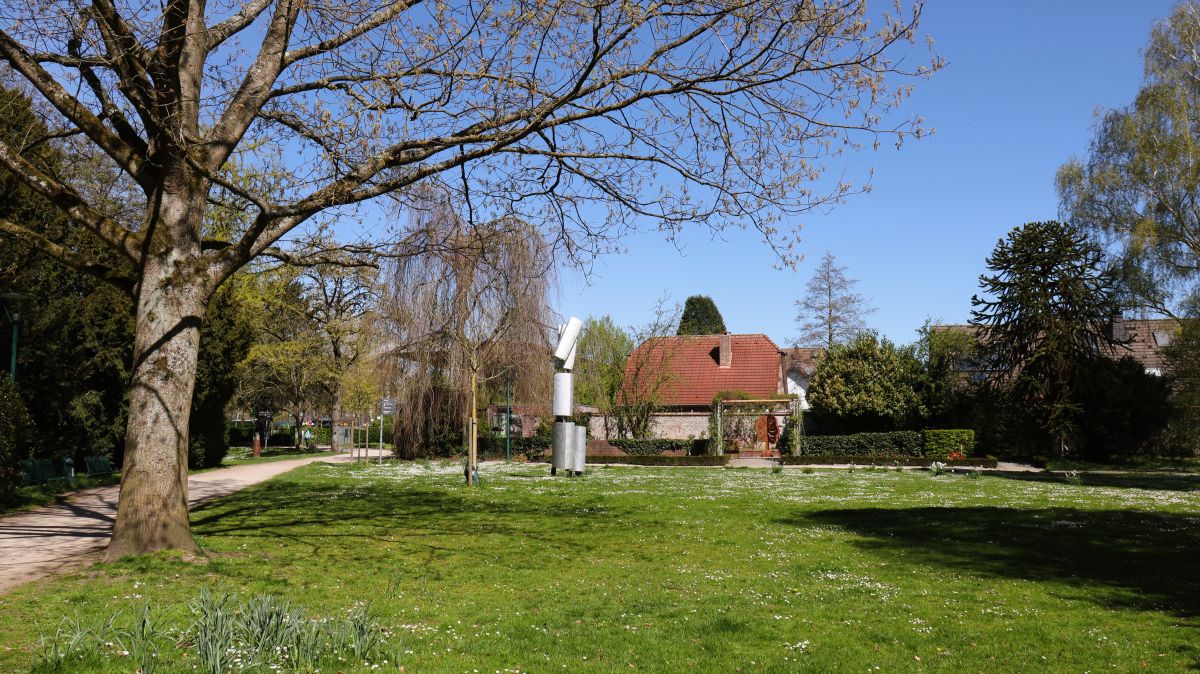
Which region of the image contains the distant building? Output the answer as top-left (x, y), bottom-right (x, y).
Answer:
top-left (933, 316), bottom-right (1180, 377)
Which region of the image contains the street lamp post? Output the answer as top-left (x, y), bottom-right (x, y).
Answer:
top-left (0, 293), bottom-right (33, 382)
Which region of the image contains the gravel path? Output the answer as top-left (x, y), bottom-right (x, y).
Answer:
top-left (0, 451), bottom-right (377, 594)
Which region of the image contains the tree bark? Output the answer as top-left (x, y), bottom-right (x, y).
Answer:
top-left (105, 224), bottom-right (207, 560)
top-left (330, 384), bottom-right (342, 453)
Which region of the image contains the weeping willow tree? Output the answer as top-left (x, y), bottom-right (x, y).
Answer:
top-left (380, 192), bottom-right (553, 475)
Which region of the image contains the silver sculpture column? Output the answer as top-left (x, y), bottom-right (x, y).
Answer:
top-left (551, 317), bottom-right (584, 476)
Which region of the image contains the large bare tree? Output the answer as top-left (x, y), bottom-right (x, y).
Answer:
top-left (0, 0), bottom-right (938, 556)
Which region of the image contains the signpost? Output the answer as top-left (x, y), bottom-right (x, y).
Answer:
top-left (379, 397), bottom-right (395, 464)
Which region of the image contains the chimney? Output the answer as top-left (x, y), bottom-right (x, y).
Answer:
top-left (719, 333), bottom-right (732, 368)
top-left (1110, 313), bottom-right (1126, 342)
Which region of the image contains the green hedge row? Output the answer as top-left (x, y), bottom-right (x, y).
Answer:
top-left (586, 455), bottom-right (729, 466)
top-left (795, 429), bottom-right (976, 459)
top-left (922, 429), bottom-right (975, 459)
top-left (609, 438), bottom-right (708, 455)
top-left (780, 455), bottom-right (997, 468)
top-left (798, 431), bottom-right (923, 457)
top-left (478, 435), bottom-right (552, 459)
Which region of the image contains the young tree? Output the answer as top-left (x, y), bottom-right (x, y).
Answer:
top-left (970, 221), bottom-right (1122, 455)
top-left (914, 321), bottom-right (981, 428)
top-left (0, 0), bottom-right (938, 556)
top-left (1058, 1), bottom-right (1200, 315)
top-left (294, 242), bottom-right (376, 453)
top-left (380, 192), bottom-right (552, 477)
top-left (575, 315), bottom-right (635, 439)
top-left (795, 252), bottom-right (875, 348)
top-left (676, 296), bottom-right (727, 335)
top-left (807, 331), bottom-right (924, 433)
top-left (616, 299), bottom-right (683, 438)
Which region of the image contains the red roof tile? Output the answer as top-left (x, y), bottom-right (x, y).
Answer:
top-left (623, 334), bottom-right (783, 407)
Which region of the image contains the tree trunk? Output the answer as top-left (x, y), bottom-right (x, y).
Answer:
top-left (105, 247), bottom-right (207, 560)
top-left (330, 384), bottom-right (343, 453)
top-left (468, 368), bottom-right (478, 485)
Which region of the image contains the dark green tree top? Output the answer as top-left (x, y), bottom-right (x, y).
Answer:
top-left (970, 221), bottom-right (1121, 453)
top-left (677, 295), bottom-right (727, 335)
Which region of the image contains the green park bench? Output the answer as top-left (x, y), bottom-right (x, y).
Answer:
top-left (19, 458), bottom-right (69, 485)
top-left (84, 455), bottom-right (116, 477)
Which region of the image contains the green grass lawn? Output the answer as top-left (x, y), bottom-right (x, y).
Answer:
top-left (1, 463), bottom-right (1198, 673)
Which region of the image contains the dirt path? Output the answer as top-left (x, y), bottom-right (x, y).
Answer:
top-left (0, 451), bottom-right (377, 594)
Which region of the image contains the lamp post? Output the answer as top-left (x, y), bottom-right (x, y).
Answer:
top-left (0, 292), bottom-right (33, 382)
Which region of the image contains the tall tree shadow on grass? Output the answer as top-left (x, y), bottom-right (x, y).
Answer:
top-left (793, 506), bottom-right (1200, 619)
top-left (987, 470), bottom-right (1200, 492)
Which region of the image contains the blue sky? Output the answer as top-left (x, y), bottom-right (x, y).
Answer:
top-left (554, 1), bottom-right (1177, 347)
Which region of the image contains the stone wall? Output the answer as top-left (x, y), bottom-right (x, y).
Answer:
top-left (588, 412), bottom-right (710, 440)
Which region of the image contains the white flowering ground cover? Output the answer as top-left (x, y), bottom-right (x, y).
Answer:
top-left (1, 462), bottom-right (1198, 672)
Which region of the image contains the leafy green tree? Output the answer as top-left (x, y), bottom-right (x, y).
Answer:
top-left (575, 315), bottom-right (635, 438)
top-left (677, 296), bottom-right (727, 335)
top-left (1058, 2), bottom-right (1200, 314)
top-left (970, 221), bottom-right (1122, 455)
top-left (189, 283), bottom-right (257, 469)
top-left (0, 376), bottom-right (33, 493)
top-left (914, 321), bottom-right (981, 428)
top-left (1163, 319), bottom-right (1200, 454)
top-left (807, 332), bottom-right (924, 433)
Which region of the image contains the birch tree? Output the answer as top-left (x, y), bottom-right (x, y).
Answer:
top-left (0, 0), bottom-right (939, 556)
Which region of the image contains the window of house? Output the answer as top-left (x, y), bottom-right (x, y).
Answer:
top-left (1153, 331), bottom-right (1173, 347)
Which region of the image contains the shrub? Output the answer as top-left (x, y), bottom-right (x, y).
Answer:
top-left (610, 438), bottom-right (693, 455)
top-left (0, 377), bottom-right (33, 492)
top-left (798, 431), bottom-right (922, 457)
top-left (780, 454), bottom-right (997, 468)
top-left (477, 435), bottom-right (552, 461)
top-left (922, 429), bottom-right (976, 459)
top-left (586, 455), bottom-right (729, 466)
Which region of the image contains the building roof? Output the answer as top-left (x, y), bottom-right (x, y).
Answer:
top-left (1102, 318), bottom-right (1179, 372)
top-left (934, 318), bottom-right (1179, 373)
top-left (624, 334), bottom-right (783, 407)
top-left (782, 347), bottom-right (823, 376)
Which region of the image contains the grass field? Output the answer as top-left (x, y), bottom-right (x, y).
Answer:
top-left (0, 462), bottom-right (1198, 672)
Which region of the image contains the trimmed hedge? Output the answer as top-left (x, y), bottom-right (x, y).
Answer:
top-left (586, 455), bottom-right (729, 466)
top-left (798, 431), bottom-right (922, 457)
top-left (478, 435), bottom-right (552, 460)
top-left (781, 455), bottom-right (997, 468)
top-left (923, 429), bottom-right (975, 459)
top-left (609, 438), bottom-right (709, 456)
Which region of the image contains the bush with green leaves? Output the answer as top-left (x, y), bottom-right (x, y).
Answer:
top-left (588, 454), bottom-right (728, 466)
top-left (807, 332), bottom-right (925, 433)
top-left (922, 429), bottom-right (976, 459)
top-left (798, 431), bottom-right (922, 457)
top-left (609, 438), bottom-right (696, 455)
top-left (0, 377), bottom-right (32, 492)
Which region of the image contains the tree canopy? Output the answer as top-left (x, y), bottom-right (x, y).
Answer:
top-left (970, 221), bottom-right (1122, 454)
top-left (677, 296), bottom-right (727, 335)
top-left (1057, 1), bottom-right (1200, 314)
top-left (807, 332), bottom-right (924, 433)
top-left (794, 252), bottom-right (875, 348)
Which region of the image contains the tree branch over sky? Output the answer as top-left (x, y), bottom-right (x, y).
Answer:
top-left (0, 0), bottom-right (940, 557)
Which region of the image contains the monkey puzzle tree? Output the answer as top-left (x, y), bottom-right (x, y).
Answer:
top-left (970, 221), bottom-right (1123, 455)
top-left (0, 0), bottom-right (938, 556)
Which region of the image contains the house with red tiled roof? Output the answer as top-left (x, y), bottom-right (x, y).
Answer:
top-left (587, 333), bottom-right (808, 442)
